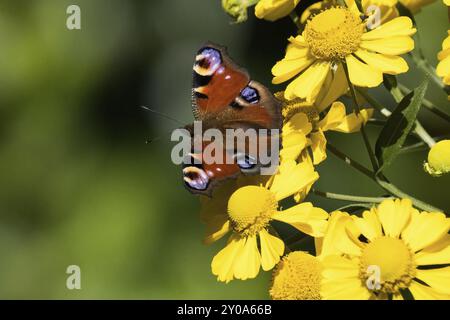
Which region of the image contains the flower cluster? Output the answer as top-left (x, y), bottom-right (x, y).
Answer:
top-left (208, 0), bottom-right (450, 300)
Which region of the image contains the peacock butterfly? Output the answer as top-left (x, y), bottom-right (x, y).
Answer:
top-left (181, 43), bottom-right (282, 196)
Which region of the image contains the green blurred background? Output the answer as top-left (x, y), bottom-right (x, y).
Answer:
top-left (0, 0), bottom-right (448, 299)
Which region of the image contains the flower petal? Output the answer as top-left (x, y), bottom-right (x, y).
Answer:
top-left (361, 17), bottom-right (416, 41)
top-left (331, 109), bottom-right (374, 133)
top-left (360, 36), bottom-right (415, 55)
top-left (322, 255), bottom-right (360, 279)
top-left (269, 160), bottom-right (319, 201)
top-left (355, 49), bottom-right (409, 74)
top-left (318, 102), bottom-right (346, 131)
top-left (211, 234), bottom-right (245, 283)
top-left (255, 0), bottom-right (301, 21)
top-left (322, 277), bottom-right (371, 300)
top-left (315, 63), bottom-right (348, 112)
top-left (282, 112), bottom-right (312, 135)
top-left (233, 235), bottom-right (261, 280)
top-left (204, 219), bottom-right (231, 245)
top-left (285, 61), bottom-right (331, 102)
top-left (346, 54), bottom-right (383, 87)
top-left (402, 211), bottom-right (450, 252)
top-left (437, 56), bottom-right (450, 80)
top-left (409, 281), bottom-right (450, 300)
top-left (273, 202), bottom-right (329, 237)
top-left (415, 235), bottom-right (450, 266)
top-left (377, 198), bottom-right (412, 238)
top-left (310, 130), bottom-right (327, 165)
top-left (416, 267), bottom-right (450, 295)
top-left (272, 54), bottom-right (315, 84)
top-left (259, 229), bottom-right (285, 271)
top-left (351, 208), bottom-right (382, 241)
top-left (321, 211), bottom-right (363, 256)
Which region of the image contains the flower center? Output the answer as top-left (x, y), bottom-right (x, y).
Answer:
top-left (275, 91), bottom-right (320, 122)
top-left (270, 252), bottom-right (322, 300)
top-left (360, 237), bottom-right (416, 294)
top-left (227, 186), bottom-right (277, 236)
top-left (304, 7), bottom-right (364, 60)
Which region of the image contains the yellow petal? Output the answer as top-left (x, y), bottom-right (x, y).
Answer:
top-left (352, 208), bottom-right (382, 241)
top-left (272, 55), bottom-right (315, 84)
top-left (288, 35), bottom-right (308, 47)
top-left (316, 64), bottom-right (348, 112)
top-left (322, 277), bottom-right (371, 300)
top-left (322, 255), bottom-right (360, 279)
top-left (436, 56), bottom-right (450, 79)
top-left (402, 211), bottom-right (450, 252)
top-left (282, 112), bottom-right (312, 135)
top-left (233, 235), bottom-right (261, 280)
top-left (416, 267), bottom-right (450, 295)
top-left (255, 0), bottom-right (300, 21)
top-left (285, 61), bottom-right (331, 102)
top-left (346, 54), bottom-right (383, 87)
top-left (318, 102), bottom-right (346, 131)
top-left (332, 109), bottom-right (374, 133)
top-left (211, 234), bottom-right (245, 283)
top-left (361, 17), bottom-right (416, 41)
top-left (355, 49), bottom-right (409, 74)
top-left (259, 229), bottom-right (285, 271)
top-left (415, 235), bottom-right (450, 266)
top-left (321, 211), bottom-right (363, 256)
top-left (273, 202), bottom-right (329, 237)
top-left (360, 36), bottom-right (415, 55)
top-left (409, 281), bottom-right (450, 300)
top-left (280, 132), bottom-right (308, 162)
top-left (269, 160), bottom-right (319, 201)
top-left (204, 218), bottom-right (231, 245)
top-left (377, 198), bottom-right (412, 238)
top-left (310, 130), bottom-right (327, 165)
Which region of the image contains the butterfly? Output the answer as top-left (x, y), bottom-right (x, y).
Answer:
top-left (182, 43), bottom-right (282, 196)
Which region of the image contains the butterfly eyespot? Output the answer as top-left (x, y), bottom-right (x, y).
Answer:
top-left (183, 166), bottom-right (209, 191)
top-left (240, 86), bottom-right (260, 104)
top-left (235, 153), bottom-right (257, 170)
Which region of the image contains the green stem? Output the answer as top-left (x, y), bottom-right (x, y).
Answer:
top-left (398, 83), bottom-right (450, 123)
top-left (313, 189), bottom-right (390, 204)
top-left (327, 143), bottom-right (443, 212)
top-left (327, 143), bottom-right (374, 179)
top-left (342, 61), bottom-right (379, 172)
top-left (376, 178), bottom-right (442, 212)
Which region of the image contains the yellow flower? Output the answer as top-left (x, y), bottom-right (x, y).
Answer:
top-left (269, 211), bottom-right (350, 299)
top-left (321, 199), bottom-right (450, 300)
top-left (280, 99), bottom-right (374, 165)
top-left (400, 0), bottom-right (437, 14)
top-left (436, 31), bottom-right (450, 87)
top-left (202, 160), bottom-right (329, 282)
top-left (272, 3), bottom-right (416, 102)
top-left (270, 251), bottom-right (322, 299)
top-left (424, 140), bottom-right (450, 176)
top-left (255, 0), bottom-right (300, 21)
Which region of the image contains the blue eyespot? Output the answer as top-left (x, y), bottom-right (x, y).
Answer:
top-left (235, 153), bottom-right (257, 169)
top-left (240, 86), bottom-right (260, 104)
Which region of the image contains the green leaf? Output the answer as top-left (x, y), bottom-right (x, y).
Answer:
top-left (375, 79), bottom-right (429, 173)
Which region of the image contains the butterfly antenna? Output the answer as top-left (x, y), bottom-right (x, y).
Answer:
top-left (140, 106), bottom-right (184, 126)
